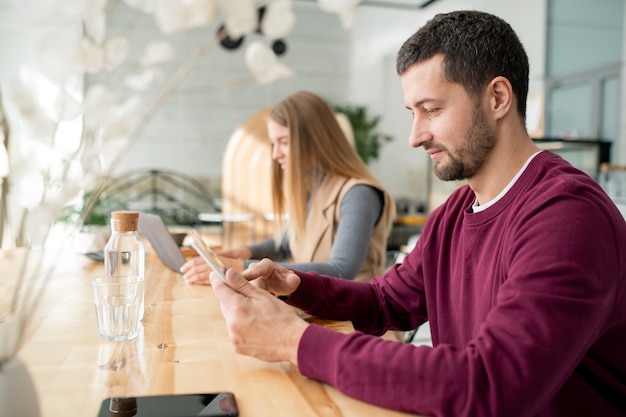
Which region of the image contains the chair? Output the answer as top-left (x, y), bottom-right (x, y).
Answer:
top-left (392, 232), bottom-right (433, 346)
top-left (599, 163), bottom-right (626, 220)
top-left (214, 107), bottom-right (274, 247)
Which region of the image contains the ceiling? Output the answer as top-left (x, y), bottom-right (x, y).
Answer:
top-left (361, 0), bottom-right (441, 9)
top-left (295, 0), bottom-right (442, 10)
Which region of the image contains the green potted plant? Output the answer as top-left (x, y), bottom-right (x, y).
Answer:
top-left (58, 190), bottom-right (125, 253)
top-left (60, 190), bottom-right (119, 227)
top-left (331, 103), bottom-right (394, 164)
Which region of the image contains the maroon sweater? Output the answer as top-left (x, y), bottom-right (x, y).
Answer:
top-left (288, 152), bottom-right (626, 417)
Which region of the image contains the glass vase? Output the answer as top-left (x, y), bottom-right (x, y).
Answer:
top-left (0, 356), bottom-right (41, 417)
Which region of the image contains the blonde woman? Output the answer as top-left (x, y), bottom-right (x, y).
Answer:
top-left (181, 91), bottom-right (395, 283)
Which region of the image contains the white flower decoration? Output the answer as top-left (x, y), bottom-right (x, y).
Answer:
top-left (219, 0), bottom-right (258, 39)
top-left (98, 95), bottom-right (144, 143)
top-left (23, 204), bottom-right (57, 246)
top-left (15, 166), bottom-right (45, 210)
top-left (318, 0), bottom-right (362, 30)
top-left (80, 37), bottom-right (105, 73)
top-left (153, 0), bottom-right (218, 34)
top-left (38, 29), bottom-right (81, 81)
top-left (245, 41), bottom-right (294, 85)
top-left (124, 68), bottom-right (164, 92)
top-left (0, 142), bottom-right (9, 177)
top-left (83, 84), bottom-right (117, 136)
top-left (123, 0), bottom-right (154, 14)
top-left (5, 74), bottom-right (57, 139)
top-left (261, 0), bottom-right (296, 40)
top-left (140, 40), bottom-right (175, 67)
top-left (84, 9), bottom-right (106, 44)
top-left (104, 36), bottom-right (130, 72)
top-left (55, 88), bottom-right (82, 122)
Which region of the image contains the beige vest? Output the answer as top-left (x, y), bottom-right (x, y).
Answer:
top-left (289, 175), bottom-right (392, 281)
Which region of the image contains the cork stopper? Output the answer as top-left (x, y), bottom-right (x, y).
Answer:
top-left (110, 211), bottom-right (139, 232)
top-left (109, 397), bottom-right (137, 416)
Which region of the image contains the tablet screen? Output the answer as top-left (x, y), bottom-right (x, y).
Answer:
top-left (189, 231), bottom-right (235, 289)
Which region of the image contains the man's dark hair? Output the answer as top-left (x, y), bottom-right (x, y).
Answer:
top-left (396, 10), bottom-right (529, 120)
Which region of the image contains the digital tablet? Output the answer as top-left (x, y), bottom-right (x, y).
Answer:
top-left (189, 230), bottom-right (235, 290)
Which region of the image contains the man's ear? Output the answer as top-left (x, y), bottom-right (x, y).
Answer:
top-left (488, 76), bottom-right (514, 120)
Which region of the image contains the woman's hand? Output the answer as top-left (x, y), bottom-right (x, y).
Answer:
top-left (180, 256), bottom-right (244, 284)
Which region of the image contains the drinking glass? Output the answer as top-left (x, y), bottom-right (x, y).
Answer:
top-left (92, 275), bottom-right (143, 341)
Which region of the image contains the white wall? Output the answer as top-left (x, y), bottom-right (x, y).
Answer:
top-left (6, 0), bottom-right (625, 207)
top-left (620, 3), bottom-right (626, 164)
top-left (0, 1), bottom-right (355, 195)
top-left (99, 1), bottom-right (353, 187)
top-left (348, 1), bottom-right (547, 202)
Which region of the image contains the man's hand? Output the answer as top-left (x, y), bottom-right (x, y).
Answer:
top-left (241, 258), bottom-right (301, 297)
top-left (209, 268), bottom-right (308, 364)
top-left (180, 256), bottom-right (244, 284)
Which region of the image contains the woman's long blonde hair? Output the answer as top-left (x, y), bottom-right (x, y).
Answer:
top-left (268, 91), bottom-right (394, 245)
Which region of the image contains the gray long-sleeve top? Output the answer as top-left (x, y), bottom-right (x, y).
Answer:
top-left (243, 184), bottom-right (384, 280)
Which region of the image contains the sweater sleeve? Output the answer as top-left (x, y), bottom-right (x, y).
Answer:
top-left (245, 233), bottom-right (291, 263)
top-left (245, 185), bottom-right (383, 279)
top-left (291, 264), bottom-right (447, 415)
top-left (288, 179), bottom-right (626, 417)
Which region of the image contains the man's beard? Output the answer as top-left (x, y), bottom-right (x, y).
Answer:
top-left (432, 104), bottom-right (496, 182)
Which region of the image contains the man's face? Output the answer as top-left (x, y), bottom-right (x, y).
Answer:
top-left (401, 54), bottom-right (496, 181)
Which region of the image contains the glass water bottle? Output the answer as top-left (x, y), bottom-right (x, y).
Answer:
top-left (104, 210), bottom-right (145, 320)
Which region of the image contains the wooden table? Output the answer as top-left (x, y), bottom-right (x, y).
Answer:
top-left (3, 248), bottom-right (414, 417)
